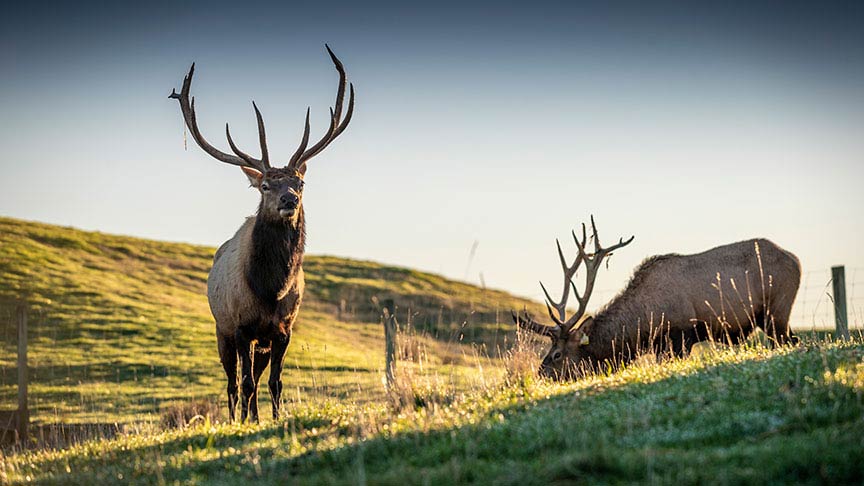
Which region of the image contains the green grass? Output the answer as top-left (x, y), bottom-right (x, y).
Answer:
top-left (2, 339), bottom-right (862, 484)
top-left (0, 216), bottom-right (540, 425)
top-left (1, 217), bottom-right (862, 484)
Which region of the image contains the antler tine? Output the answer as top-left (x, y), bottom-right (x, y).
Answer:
top-left (605, 235), bottom-right (636, 255)
top-left (225, 123), bottom-right (258, 165)
top-left (538, 280), bottom-right (557, 308)
top-left (252, 102), bottom-right (271, 170)
top-left (569, 279), bottom-right (583, 307)
top-left (544, 301), bottom-right (564, 326)
top-left (169, 63), bottom-right (266, 172)
top-left (555, 238), bottom-right (568, 272)
top-left (288, 108), bottom-right (312, 167)
top-left (331, 83), bottom-right (355, 139)
top-left (293, 45), bottom-right (355, 170)
top-left (587, 215), bottom-right (635, 260)
top-left (298, 84), bottom-right (354, 168)
top-left (326, 43), bottom-right (346, 121)
top-left (572, 223), bottom-right (588, 257)
top-left (539, 281), bottom-right (564, 324)
top-left (511, 310), bottom-right (560, 337)
top-left (299, 107), bottom-right (336, 160)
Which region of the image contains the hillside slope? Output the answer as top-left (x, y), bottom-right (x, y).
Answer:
top-left (0, 217), bottom-right (540, 424)
top-left (2, 218), bottom-right (862, 483)
top-left (3, 339), bottom-right (862, 484)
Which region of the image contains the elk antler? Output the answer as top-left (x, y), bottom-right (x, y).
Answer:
top-left (170, 44), bottom-right (354, 175)
top-left (516, 216), bottom-right (634, 337)
top-left (169, 64), bottom-right (271, 173)
top-left (289, 44), bottom-right (355, 174)
top-left (512, 309), bottom-right (560, 338)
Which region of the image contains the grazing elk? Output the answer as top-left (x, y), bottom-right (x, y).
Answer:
top-left (170, 46), bottom-right (354, 422)
top-left (513, 217), bottom-right (801, 380)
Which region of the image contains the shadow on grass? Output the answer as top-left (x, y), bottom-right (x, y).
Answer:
top-left (0, 363), bottom-right (180, 386)
top-left (287, 365), bottom-right (377, 373)
top-left (12, 344), bottom-right (864, 484)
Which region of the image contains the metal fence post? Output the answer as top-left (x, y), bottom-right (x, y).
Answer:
top-left (831, 266), bottom-right (850, 340)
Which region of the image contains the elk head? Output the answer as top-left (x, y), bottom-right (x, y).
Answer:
top-left (513, 216), bottom-right (633, 380)
top-left (169, 45), bottom-right (354, 225)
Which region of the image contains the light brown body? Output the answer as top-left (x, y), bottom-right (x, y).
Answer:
top-left (582, 238), bottom-right (801, 367)
top-left (515, 220), bottom-right (801, 380)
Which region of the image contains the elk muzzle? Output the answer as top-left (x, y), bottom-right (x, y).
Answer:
top-left (278, 193), bottom-right (300, 217)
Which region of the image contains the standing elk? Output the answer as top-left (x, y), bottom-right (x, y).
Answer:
top-left (170, 46), bottom-right (355, 422)
top-left (513, 217), bottom-right (801, 380)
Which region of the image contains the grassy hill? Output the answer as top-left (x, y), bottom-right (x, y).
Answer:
top-left (0, 217), bottom-right (540, 425)
top-left (3, 338), bottom-right (863, 484)
top-left (1, 217), bottom-right (862, 484)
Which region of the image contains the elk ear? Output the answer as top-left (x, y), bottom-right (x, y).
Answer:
top-left (241, 167), bottom-right (263, 188)
top-left (296, 162), bottom-right (309, 177)
top-left (571, 316), bottom-right (595, 346)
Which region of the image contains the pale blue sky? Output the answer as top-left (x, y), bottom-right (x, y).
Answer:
top-left (2, 1), bottom-right (863, 322)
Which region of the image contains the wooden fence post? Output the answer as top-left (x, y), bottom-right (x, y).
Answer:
top-left (831, 266), bottom-right (850, 341)
top-left (382, 299), bottom-right (397, 389)
top-left (17, 303), bottom-right (29, 444)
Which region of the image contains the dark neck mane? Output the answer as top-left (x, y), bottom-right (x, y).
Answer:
top-left (246, 207), bottom-right (306, 312)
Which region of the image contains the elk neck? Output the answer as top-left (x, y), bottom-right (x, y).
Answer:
top-left (587, 306), bottom-right (644, 365)
top-left (246, 205), bottom-right (306, 312)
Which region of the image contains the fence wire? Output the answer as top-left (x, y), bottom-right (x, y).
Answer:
top-left (1, 265), bottom-right (860, 440)
top-left (0, 303), bottom-right (216, 444)
top-left (794, 267), bottom-right (863, 330)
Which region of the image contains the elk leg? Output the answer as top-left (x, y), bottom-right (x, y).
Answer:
top-left (669, 331), bottom-right (687, 358)
top-left (235, 325), bottom-right (258, 423)
top-left (720, 319), bottom-right (749, 346)
top-left (649, 335), bottom-right (665, 360)
top-left (674, 328), bottom-right (703, 357)
top-left (690, 322), bottom-right (710, 349)
top-left (269, 331), bottom-right (291, 420)
top-left (251, 347), bottom-right (270, 421)
top-left (217, 333), bottom-right (239, 422)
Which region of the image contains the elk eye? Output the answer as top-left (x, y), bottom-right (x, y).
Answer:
top-left (261, 184), bottom-right (270, 192)
top-left (552, 351), bottom-right (563, 361)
